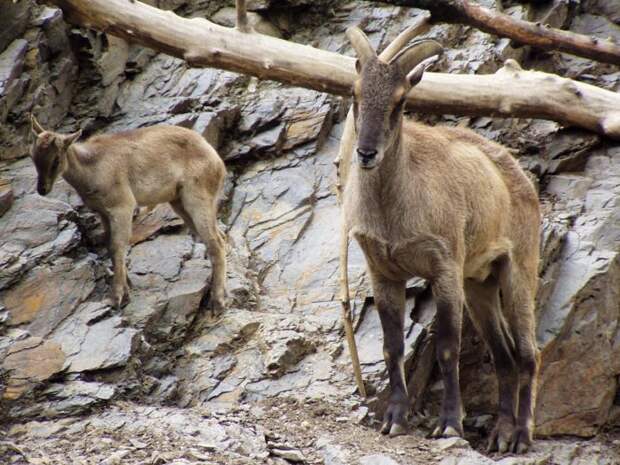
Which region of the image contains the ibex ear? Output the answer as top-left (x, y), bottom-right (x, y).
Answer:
top-left (31, 114), bottom-right (45, 136)
top-left (346, 26), bottom-right (377, 70)
top-left (390, 39), bottom-right (442, 86)
top-left (62, 130), bottom-right (82, 148)
top-left (406, 55), bottom-right (440, 87)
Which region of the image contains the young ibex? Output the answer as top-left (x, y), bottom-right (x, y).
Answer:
top-left (343, 29), bottom-right (540, 454)
top-left (30, 117), bottom-right (227, 311)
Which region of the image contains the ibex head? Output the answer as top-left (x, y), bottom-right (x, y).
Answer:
top-left (30, 115), bottom-right (82, 196)
top-left (347, 27), bottom-right (441, 170)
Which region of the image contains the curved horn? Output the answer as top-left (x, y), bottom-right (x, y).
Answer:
top-left (31, 114), bottom-right (45, 135)
top-left (380, 12), bottom-right (431, 62)
top-left (346, 26), bottom-right (377, 68)
top-left (390, 39), bottom-right (443, 74)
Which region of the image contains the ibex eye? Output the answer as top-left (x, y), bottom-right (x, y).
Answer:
top-left (52, 158), bottom-right (60, 169)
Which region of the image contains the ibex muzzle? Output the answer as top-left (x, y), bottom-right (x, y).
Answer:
top-left (30, 115), bottom-right (81, 196)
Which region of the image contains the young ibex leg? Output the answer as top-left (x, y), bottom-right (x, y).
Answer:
top-left (465, 266), bottom-right (519, 454)
top-left (499, 261), bottom-right (539, 454)
top-left (431, 267), bottom-right (465, 438)
top-left (99, 213), bottom-right (111, 247)
top-left (182, 194), bottom-right (227, 313)
top-left (371, 272), bottom-right (409, 437)
top-left (107, 206), bottom-right (134, 309)
top-left (170, 199), bottom-right (198, 236)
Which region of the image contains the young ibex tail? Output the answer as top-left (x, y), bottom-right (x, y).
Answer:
top-left (30, 117), bottom-right (228, 311)
top-left (341, 26), bottom-right (540, 454)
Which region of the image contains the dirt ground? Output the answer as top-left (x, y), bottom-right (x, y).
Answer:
top-left (2, 397), bottom-right (619, 465)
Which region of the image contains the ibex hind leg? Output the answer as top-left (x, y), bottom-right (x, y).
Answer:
top-left (499, 259), bottom-right (539, 454)
top-left (464, 260), bottom-right (519, 454)
top-left (170, 199), bottom-right (199, 236)
top-left (181, 191), bottom-right (227, 314)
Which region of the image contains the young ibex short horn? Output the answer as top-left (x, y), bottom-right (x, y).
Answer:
top-left (342, 28), bottom-right (541, 454)
top-left (30, 116), bottom-right (228, 311)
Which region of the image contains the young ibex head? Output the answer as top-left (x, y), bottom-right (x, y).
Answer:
top-left (347, 27), bottom-right (442, 169)
top-left (30, 115), bottom-right (82, 196)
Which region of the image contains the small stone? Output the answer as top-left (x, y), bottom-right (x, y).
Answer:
top-left (359, 454), bottom-right (401, 465)
top-left (271, 447), bottom-right (306, 463)
top-left (434, 437), bottom-right (470, 451)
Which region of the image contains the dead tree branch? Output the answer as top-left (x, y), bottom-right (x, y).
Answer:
top-left (380, 0), bottom-right (620, 65)
top-left (43, 0), bottom-right (620, 139)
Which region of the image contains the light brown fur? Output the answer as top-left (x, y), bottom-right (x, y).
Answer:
top-left (30, 117), bottom-right (227, 311)
top-left (344, 29), bottom-right (540, 453)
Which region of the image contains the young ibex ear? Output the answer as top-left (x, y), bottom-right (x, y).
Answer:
top-left (390, 40), bottom-right (443, 87)
top-left (406, 55), bottom-right (440, 87)
top-left (346, 26), bottom-right (377, 71)
top-left (62, 130), bottom-right (82, 148)
top-left (31, 114), bottom-right (45, 136)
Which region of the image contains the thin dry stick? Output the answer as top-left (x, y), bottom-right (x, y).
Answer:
top-left (339, 223), bottom-right (366, 397)
top-left (235, 0), bottom-right (250, 32)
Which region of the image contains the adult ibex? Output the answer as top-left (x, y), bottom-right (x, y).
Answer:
top-left (341, 27), bottom-right (541, 454)
top-left (30, 117), bottom-right (227, 311)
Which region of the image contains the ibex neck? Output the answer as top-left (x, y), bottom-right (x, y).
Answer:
top-left (62, 143), bottom-right (86, 187)
top-left (356, 134), bottom-right (406, 197)
top-left (345, 133), bottom-right (410, 240)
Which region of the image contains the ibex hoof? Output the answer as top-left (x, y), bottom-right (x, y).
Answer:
top-left (380, 399), bottom-right (409, 437)
top-left (510, 426), bottom-right (532, 454)
top-left (430, 417), bottom-right (463, 439)
top-left (487, 417), bottom-right (530, 454)
top-left (208, 296), bottom-right (226, 315)
top-left (111, 290), bottom-right (130, 311)
top-left (388, 423), bottom-right (407, 437)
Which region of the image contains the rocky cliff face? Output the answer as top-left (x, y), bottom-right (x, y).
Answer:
top-left (0, 1), bottom-right (619, 464)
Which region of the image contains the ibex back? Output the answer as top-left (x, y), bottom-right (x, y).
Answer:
top-left (30, 117), bottom-right (227, 311)
top-left (344, 29), bottom-right (540, 454)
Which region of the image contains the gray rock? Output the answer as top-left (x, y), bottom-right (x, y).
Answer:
top-left (0, 1), bottom-right (31, 53)
top-left (359, 454), bottom-right (401, 465)
top-left (1, 337), bottom-right (65, 400)
top-left (51, 302), bottom-right (139, 373)
top-left (317, 437), bottom-right (350, 465)
top-left (270, 447), bottom-right (306, 462)
top-left (3, 257), bottom-right (96, 336)
top-left (41, 380), bottom-right (116, 416)
top-left (263, 329), bottom-right (316, 377)
top-left (546, 130), bottom-right (600, 174)
top-left (0, 193), bottom-right (82, 289)
top-left (212, 7), bottom-right (282, 38)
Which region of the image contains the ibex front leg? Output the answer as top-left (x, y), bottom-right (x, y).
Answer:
top-left (371, 272), bottom-right (409, 437)
top-left (431, 265), bottom-right (465, 438)
top-left (107, 206), bottom-right (134, 309)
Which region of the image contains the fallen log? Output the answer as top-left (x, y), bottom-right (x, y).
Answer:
top-left (380, 0), bottom-right (620, 66)
top-left (43, 0), bottom-right (620, 139)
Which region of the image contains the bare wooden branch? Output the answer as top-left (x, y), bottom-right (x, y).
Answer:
top-left (380, 0), bottom-right (620, 65)
top-left (43, 0), bottom-right (620, 139)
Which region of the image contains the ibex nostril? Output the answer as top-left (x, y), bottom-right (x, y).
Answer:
top-left (356, 148), bottom-right (377, 159)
